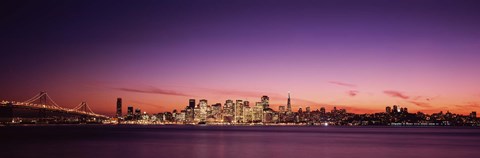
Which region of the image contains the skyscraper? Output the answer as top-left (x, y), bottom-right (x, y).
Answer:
top-left (127, 106), bottom-right (133, 116)
top-left (116, 98), bottom-right (122, 118)
top-left (235, 100), bottom-right (244, 123)
top-left (211, 103), bottom-right (222, 121)
top-left (224, 100), bottom-right (235, 122)
top-left (188, 99), bottom-right (196, 122)
top-left (243, 100), bottom-right (249, 107)
top-left (253, 102), bottom-right (264, 122)
top-left (261, 95), bottom-right (269, 109)
top-left (393, 105), bottom-right (398, 113)
top-left (127, 106), bottom-right (133, 120)
top-left (134, 108), bottom-right (141, 120)
top-left (199, 99), bottom-right (208, 122)
top-left (189, 99), bottom-right (196, 109)
top-left (287, 92), bottom-right (292, 112)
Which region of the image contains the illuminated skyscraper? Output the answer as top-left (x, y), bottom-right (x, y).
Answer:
top-left (211, 103), bottom-right (222, 121)
top-left (235, 100), bottom-right (244, 123)
top-left (243, 101), bottom-right (249, 107)
top-left (261, 96), bottom-right (269, 109)
top-left (116, 98), bottom-right (122, 118)
top-left (243, 106), bottom-right (253, 122)
top-left (199, 99), bottom-right (208, 121)
top-left (188, 99), bottom-right (196, 122)
top-left (224, 99), bottom-right (235, 122)
top-left (253, 102), bottom-right (264, 122)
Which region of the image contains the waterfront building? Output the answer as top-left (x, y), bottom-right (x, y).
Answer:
top-left (199, 99), bottom-right (208, 122)
top-left (163, 112), bottom-right (174, 122)
top-left (223, 100), bottom-right (235, 123)
top-left (186, 99), bottom-right (196, 122)
top-left (127, 106), bottom-right (134, 120)
top-left (279, 106), bottom-right (285, 113)
top-left (243, 106), bottom-right (253, 122)
top-left (211, 103), bottom-right (222, 122)
top-left (185, 106), bottom-right (193, 123)
top-left (253, 102), bottom-right (264, 122)
top-left (141, 112), bottom-right (149, 120)
top-left (134, 108), bottom-right (141, 120)
top-left (264, 108), bottom-right (275, 123)
top-left (176, 110), bottom-right (186, 122)
top-left (160, 112), bottom-right (167, 122)
top-left (261, 95), bottom-right (269, 109)
top-left (393, 105), bottom-right (399, 113)
top-left (235, 100), bottom-right (244, 123)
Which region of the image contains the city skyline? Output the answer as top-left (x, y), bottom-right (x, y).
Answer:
top-left (2, 0), bottom-right (480, 115)
top-left (2, 91), bottom-right (477, 117)
top-left (111, 92), bottom-right (478, 126)
top-left (113, 91), bottom-right (478, 116)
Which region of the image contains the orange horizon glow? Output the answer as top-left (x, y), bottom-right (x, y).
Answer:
top-left (4, 85), bottom-right (478, 116)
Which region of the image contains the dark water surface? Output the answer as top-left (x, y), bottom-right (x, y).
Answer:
top-left (1, 125), bottom-right (479, 158)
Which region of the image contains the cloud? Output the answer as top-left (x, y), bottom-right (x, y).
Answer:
top-left (412, 96), bottom-right (422, 100)
top-left (115, 87), bottom-right (191, 97)
top-left (131, 100), bottom-right (164, 110)
top-left (384, 91), bottom-right (436, 108)
top-left (408, 101), bottom-right (432, 108)
top-left (347, 90), bottom-right (359, 97)
top-left (329, 81), bottom-right (356, 88)
top-left (383, 90), bottom-right (409, 99)
top-left (412, 96), bottom-right (433, 101)
top-left (454, 102), bottom-right (480, 108)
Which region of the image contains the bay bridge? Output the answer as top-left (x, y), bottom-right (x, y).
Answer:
top-left (0, 92), bottom-right (109, 124)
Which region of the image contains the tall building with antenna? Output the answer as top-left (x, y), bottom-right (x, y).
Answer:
top-left (287, 91), bottom-right (292, 112)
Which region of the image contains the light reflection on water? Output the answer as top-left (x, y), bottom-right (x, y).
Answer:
top-left (1, 125), bottom-right (479, 158)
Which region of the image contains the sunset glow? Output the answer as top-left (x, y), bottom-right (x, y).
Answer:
top-left (1, 0), bottom-right (479, 116)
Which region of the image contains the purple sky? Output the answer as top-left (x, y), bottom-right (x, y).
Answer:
top-left (1, 0), bottom-right (480, 115)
